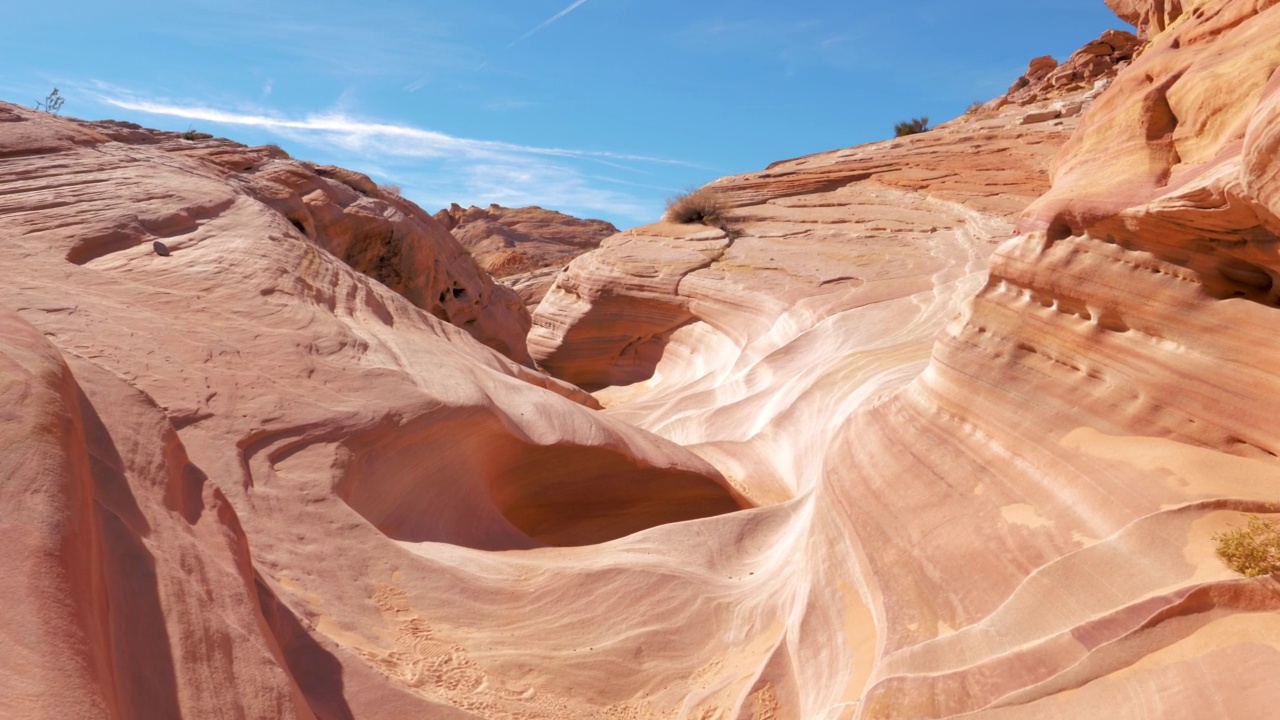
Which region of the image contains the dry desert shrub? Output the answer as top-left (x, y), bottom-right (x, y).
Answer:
top-left (894, 116), bottom-right (930, 137)
top-left (35, 88), bottom-right (65, 115)
top-left (665, 186), bottom-right (724, 225)
top-left (261, 143), bottom-right (290, 159)
top-left (1215, 515), bottom-right (1280, 577)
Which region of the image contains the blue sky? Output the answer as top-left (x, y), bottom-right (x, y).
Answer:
top-left (1, 1), bottom-right (1126, 227)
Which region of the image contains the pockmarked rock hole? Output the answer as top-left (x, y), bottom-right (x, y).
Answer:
top-left (333, 411), bottom-right (748, 550)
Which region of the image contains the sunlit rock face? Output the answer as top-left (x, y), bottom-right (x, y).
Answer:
top-left (1105, 0), bottom-right (1186, 39)
top-left (435, 202), bottom-right (618, 311)
top-left (0, 106), bottom-right (743, 718)
top-left (4, 1), bottom-right (1280, 717)
top-left (529, 3), bottom-right (1280, 716)
top-left (529, 84), bottom-right (1079, 394)
top-left (1003, 29), bottom-right (1139, 106)
top-left (522, 33), bottom-right (1095, 718)
top-left (848, 3), bottom-right (1280, 716)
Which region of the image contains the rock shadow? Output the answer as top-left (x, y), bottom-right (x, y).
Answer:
top-left (334, 408), bottom-right (747, 550)
top-left (76, 393), bottom-right (185, 720)
top-left (255, 575), bottom-right (355, 720)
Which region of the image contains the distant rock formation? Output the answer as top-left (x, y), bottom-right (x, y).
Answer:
top-left (434, 203), bottom-right (617, 310)
top-left (1003, 29), bottom-right (1140, 106)
top-left (49, 117), bottom-right (535, 364)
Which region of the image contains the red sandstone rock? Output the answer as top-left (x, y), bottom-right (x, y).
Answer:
top-left (850, 3), bottom-right (1280, 714)
top-left (529, 5), bottom-right (1280, 717)
top-left (435, 203), bottom-right (617, 309)
top-left (1004, 29), bottom-right (1139, 106)
top-left (0, 308), bottom-right (312, 718)
top-left (68, 119), bottom-right (534, 365)
top-left (0, 103), bottom-right (742, 718)
top-left (1106, 0), bottom-right (1185, 39)
top-left (530, 97), bottom-right (1077, 389)
top-left (5, 2), bottom-right (1280, 717)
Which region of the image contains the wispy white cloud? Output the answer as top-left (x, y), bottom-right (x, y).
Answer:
top-left (508, 0), bottom-right (593, 48)
top-left (410, 162), bottom-right (654, 222)
top-left (89, 87), bottom-right (690, 224)
top-left (262, 79), bottom-right (274, 97)
top-left (98, 93), bottom-right (694, 168)
top-left (589, 175), bottom-right (684, 194)
top-left (160, 1), bottom-right (478, 80)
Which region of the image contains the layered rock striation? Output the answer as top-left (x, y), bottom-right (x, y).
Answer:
top-left (4, 1), bottom-right (1280, 718)
top-left (1002, 29), bottom-right (1140, 108)
top-left (528, 79), bottom-right (1085, 391)
top-left (847, 3), bottom-right (1280, 715)
top-left (530, 4), bottom-right (1280, 717)
top-left (45, 118), bottom-right (534, 364)
top-left (0, 105), bottom-right (745, 717)
top-left (435, 203), bottom-right (617, 310)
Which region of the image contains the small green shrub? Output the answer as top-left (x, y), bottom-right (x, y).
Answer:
top-left (665, 186), bottom-right (724, 225)
top-left (179, 128), bottom-right (205, 141)
top-left (1214, 515), bottom-right (1280, 577)
top-left (893, 116), bottom-right (930, 137)
top-left (966, 100), bottom-right (986, 115)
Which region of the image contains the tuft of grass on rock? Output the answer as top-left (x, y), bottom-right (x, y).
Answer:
top-left (894, 116), bottom-right (930, 137)
top-left (665, 187), bottom-right (724, 225)
top-left (1215, 515), bottom-right (1280, 577)
top-left (260, 143), bottom-right (290, 159)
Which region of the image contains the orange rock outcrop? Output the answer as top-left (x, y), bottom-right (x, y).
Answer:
top-left (1105, 0), bottom-right (1185, 39)
top-left (4, 1), bottom-right (1280, 718)
top-left (435, 203), bottom-right (617, 310)
top-left (1002, 29), bottom-right (1139, 107)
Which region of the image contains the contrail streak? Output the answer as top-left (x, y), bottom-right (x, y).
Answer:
top-left (508, 0), bottom-right (592, 48)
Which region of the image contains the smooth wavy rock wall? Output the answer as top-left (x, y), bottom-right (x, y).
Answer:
top-left (0, 107), bottom-right (745, 718)
top-left (3, 1), bottom-right (1279, 718)
top-left (529, 2), bottom-right (1280, 717)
